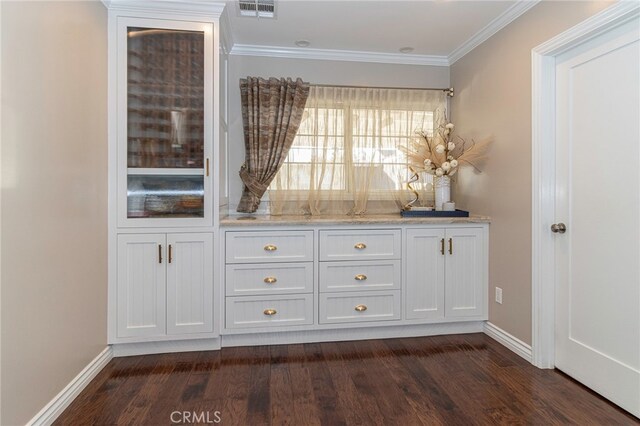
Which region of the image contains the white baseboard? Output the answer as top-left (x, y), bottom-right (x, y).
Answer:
top-left (27, 347), bottom-right (113, 426)
top-left (222, 321), bottom-right (485, 347)
top-left (483, 321), bottom-right (532, 363)
top-left (112, 337), bottom-right (221, 357)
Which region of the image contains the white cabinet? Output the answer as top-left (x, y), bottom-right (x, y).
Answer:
top-left (405, 227), bottom-right (486, 321)
top-left (317, 229), bottom-right (402, 325)
top-left (166, 233), bottom-right (214, 335)
top-left (226, 262), bottom-right (314, 296)
top-left (117, 233), bottom-right (213, 339)
top-left (223, 223), bottom-right (488, 335)
top-left (115, 16), bottom-right (215, 229)
top-left (319, 229), bottom-right (401, 261)
top-left (405, 229), bottom-right (445, 320)
top-left (226, 230), bottom-right (314, 263)
top-left (225, 294), bottom-right (314, 329)
top-left (107, 2), bottom-right (226, 348)
top-left (224, 230), bottom-right (315, 330)
top-left (444, 228), bottom-right (486, 318)
top-left (117, 234), bottom-right (166, 338)
top-left (319, 291), bottom-right (401, 324)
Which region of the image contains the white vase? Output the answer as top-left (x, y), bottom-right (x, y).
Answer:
top-left (434, 175), bottom-right (451, 211)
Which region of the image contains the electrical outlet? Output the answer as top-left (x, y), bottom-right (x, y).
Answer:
top-left (495, 287), bottom-right (503, 304)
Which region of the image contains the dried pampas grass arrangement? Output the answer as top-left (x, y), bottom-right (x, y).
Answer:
top-left (401, 119), bottom-right (491, 178)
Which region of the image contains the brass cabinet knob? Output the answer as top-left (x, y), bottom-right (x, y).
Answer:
top-left (264, 277), bottom-right (278, 284)
top-left (263, 309), bottom-right (277, 316)
top-left (264, 244), bottom-right (278, 251)
top-left (354, 304), bottom-right (367, 312)
top-left (354, 243), bottom-right (367, 250)
top-left (551, 223), bottom-right (567, 234)
top-left (354, 274), bottom-right (367, 281)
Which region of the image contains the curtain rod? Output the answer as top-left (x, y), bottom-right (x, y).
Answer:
top-left (310, 83), bottom-right (454, 97)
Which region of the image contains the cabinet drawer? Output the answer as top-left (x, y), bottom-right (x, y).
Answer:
top-left (225, 294), bottom-right (314, 329)
top-left (226, 262), bottom-right (313, 296)
top-left (319, 229), bottom-right (401, 261)
top-left (319, 291), bottom-right (401, 324)
top-left (226, 231), bottom-right (314, 263)
top-left (319, 260), bottom-right (400, 293)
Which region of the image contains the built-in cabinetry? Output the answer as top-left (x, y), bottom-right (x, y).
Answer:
top-left (117, 233), bottom-right (213, 338)
top-left (221, 219), bottom-right (489, 342)
top-left (107, 1), bottom-right (228, 347)
top-left (225, 231), bottom-right (315, 329)
top-left (105, 2), bottom-right (489, 354)
top-left (318, 229), bottom-right (402, 324)
top-left (405, 227), bottom-right (486, 320)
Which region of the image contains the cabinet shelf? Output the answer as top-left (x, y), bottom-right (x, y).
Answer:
top-left (127, 168), bottom-right (204, 176)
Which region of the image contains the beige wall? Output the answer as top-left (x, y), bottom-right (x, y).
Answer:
top-left (227, 55), bottom-right (450, 212)
top-left (0, 1), bottom-right (108, 424)
top-left (450, 0), bottom-right (613, 344)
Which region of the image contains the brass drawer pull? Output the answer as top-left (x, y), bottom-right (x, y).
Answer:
top-left (449, 238), bottom-right (453, 255)
top-left (440, 238), bottom-right (445, 255)
top-left (355, 304), bottom-right (368, 312)
top-left (354, 243), bottom-right (367, 250)
top-left (263, 309), bottom-right (277, 316)
top-left (264, 244), bottom-right (278, 252)
top-left (355, 274), bottom-right (367, 281)
top-left (264, 277), bottom-right (278, 284)
top-left (158, 244), bottom-right (162, 264)
top-left (168, 244), bottom-right (173, 263)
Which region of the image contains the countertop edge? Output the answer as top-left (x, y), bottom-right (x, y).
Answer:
top-left (220, 214), bottom-right (491, 227)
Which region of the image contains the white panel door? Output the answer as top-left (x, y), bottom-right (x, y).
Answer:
top-left (166, 233), bottom-right (213, 335)
top-left (405, 228), bottom-right (445, 320)
top-left (555, 19), bottom-right (640, 417)
top-left (444, 228), bottom-right (485, 318)
top-left (117, 234), bottom-right (166, 338)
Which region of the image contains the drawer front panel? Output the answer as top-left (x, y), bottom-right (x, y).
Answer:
top-left (319, 260), bottom-right (400, 293)
top-left (226, 295), bottom-right (314, 329)
top-left (319, 229), bottom-right (401, 261)
top-left (226, 262), bottom-right (314, 296)
top-left (226, 231), bottom-right (314, 263)
top-left (319, 291), bottom-right (401, 324)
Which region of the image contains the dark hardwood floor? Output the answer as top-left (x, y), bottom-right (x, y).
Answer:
top-left (56, 334), bottom-right (637, 425)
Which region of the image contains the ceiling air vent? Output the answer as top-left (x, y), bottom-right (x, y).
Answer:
top-left (238, 0), bottom-right (276, 18)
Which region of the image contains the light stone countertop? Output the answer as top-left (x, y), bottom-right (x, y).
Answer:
top-left (220, 213), bottom-right (491, 227)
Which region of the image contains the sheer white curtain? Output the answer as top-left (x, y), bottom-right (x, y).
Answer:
top-left (269, 86), bottom-right (447, 215)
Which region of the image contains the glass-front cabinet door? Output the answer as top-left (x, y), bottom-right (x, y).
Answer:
top-left (117, 18), bottom-right (213, 227)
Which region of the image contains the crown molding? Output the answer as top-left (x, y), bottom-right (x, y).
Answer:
top-left (532, 0), bottom-right (639, 56)
top-left (102, 0), bottom-right (226, 17)
top-left (230, 44), bottom-right (450, 67)
top-left (448, 0), bottom-right (541, 65)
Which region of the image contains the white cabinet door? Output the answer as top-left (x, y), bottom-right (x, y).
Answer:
top-left (405, 229), bottom-right (445, 320)
top-left (166, 233), bottom-right (213, 334)
top-left (444, 228), bottom-right (486, 318)
top-left (117, 234), bottom-right (166, 338)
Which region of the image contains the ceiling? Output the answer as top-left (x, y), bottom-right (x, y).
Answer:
top-left (226, 1), bottom-right (521, 58)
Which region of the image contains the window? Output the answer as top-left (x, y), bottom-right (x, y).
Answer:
top-left (270, 86), bottom-right (447, 215)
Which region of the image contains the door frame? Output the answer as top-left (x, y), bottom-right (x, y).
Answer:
top-left (531, 1), bottom-right (640, 368)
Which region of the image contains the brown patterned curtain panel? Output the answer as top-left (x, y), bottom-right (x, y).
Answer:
top-left (237, 77), bottom-right (310, 213)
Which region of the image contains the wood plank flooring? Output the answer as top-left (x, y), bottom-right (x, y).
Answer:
top-left (55, 334), bottom-right (638, 425)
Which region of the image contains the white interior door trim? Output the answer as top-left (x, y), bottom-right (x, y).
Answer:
top-left (531, 1), bottom-right (640, 369)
